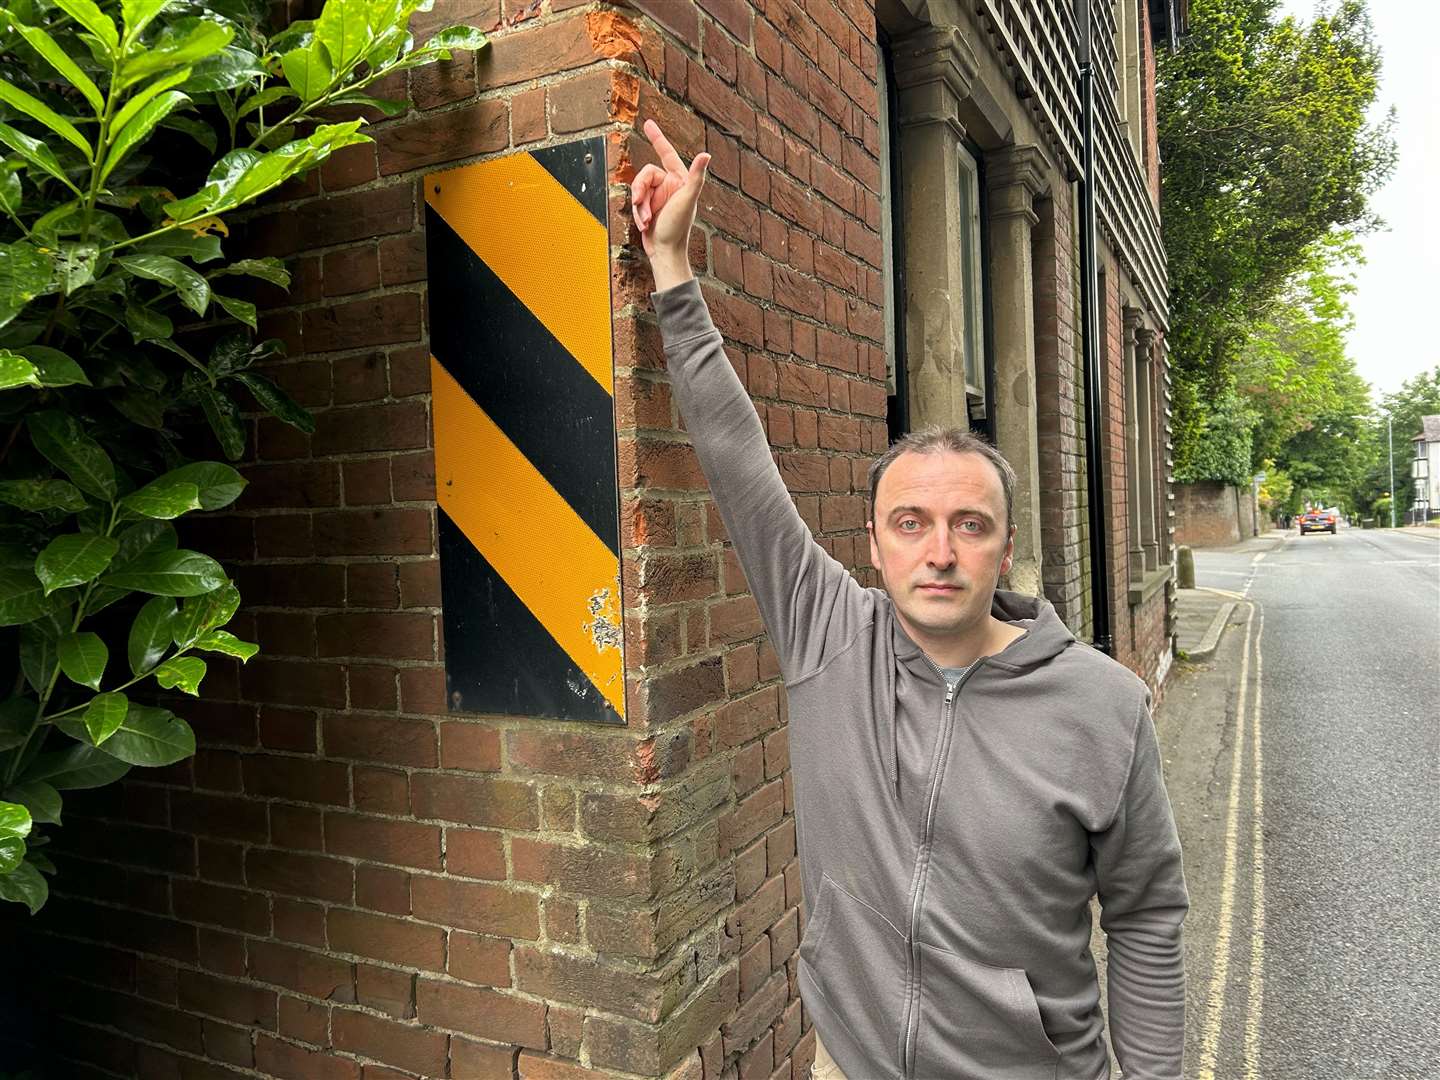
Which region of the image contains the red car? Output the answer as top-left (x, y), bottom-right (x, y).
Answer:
top-left (1299, 508), bottom-right (1337, 535)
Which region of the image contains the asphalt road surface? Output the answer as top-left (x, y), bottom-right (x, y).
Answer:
top-left (1172, 526), bottom-right (1440, 1079)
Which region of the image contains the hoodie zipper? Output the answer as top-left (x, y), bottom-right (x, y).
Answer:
top-left (899, 656), bottom-right (982, 1078)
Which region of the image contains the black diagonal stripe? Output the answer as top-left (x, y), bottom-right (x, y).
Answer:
top-left (530, 136), bottom-right (607, 227)
top-left (437, 510), bottom-right (622, 724)
top-left (426, 205), bottom-right (619, 555)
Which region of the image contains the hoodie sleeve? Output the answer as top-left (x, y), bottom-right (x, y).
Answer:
top-left (651, 280), bottom-right (868, 682)
top-left (1091, 697), bottom-right (1190, 1079)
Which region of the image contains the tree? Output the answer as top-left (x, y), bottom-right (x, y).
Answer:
top-left (1375, 365), bottom-right (1440, 520)
top-left (0, 0), bottom-right (487, 912)
top-left (1235, 234), bottom-right (1363, 469)
top-left (1158, 0), bottom-right (1395, 481)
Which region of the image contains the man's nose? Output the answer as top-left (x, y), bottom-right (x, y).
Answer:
top-left (926, 528), bottom-right (956, 569)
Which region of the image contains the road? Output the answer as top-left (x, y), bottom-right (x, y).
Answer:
top-left (1163, 526), bottom-right (1440, 1079)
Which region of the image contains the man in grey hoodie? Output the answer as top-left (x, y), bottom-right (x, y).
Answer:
top-left (630, 120), bottom-right (1188, 1080)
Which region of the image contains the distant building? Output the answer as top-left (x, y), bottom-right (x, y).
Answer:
top-left (1412, 416), bottom-right (1440, 523)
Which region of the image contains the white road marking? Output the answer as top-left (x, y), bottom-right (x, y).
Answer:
top-left (1196, 604), bottom-right (1255, 1080)
top-left (1243, 607), bottom-right (1268, 1076)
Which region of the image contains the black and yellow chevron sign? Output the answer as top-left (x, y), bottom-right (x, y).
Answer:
top-left (425, 137), bottom-right (624, 724)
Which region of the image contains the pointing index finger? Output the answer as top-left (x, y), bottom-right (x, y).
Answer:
top-left (644, 118), bottom-right (686, 176)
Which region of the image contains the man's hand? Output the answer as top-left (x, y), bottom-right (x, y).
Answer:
top-left (630, 119), bottom-right (711, 292)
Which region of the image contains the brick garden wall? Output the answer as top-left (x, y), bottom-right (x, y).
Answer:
top-left (2, 1), bottom-right (886, 1079)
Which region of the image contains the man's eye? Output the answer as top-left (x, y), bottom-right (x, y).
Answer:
top-left (958, 520), bottom-right (982, 533)
top-left (898, 519), bottom-right (920, 531)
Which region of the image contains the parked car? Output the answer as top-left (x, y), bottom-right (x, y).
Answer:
top-left (1299, 508), bottom-right (1338, 534)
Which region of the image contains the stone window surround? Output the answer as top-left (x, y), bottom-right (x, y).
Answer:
top-left (883, 16), bottom-right (1066, 599)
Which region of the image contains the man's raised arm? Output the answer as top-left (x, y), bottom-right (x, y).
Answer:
top-left (630, 120), bottom-right (866, 681)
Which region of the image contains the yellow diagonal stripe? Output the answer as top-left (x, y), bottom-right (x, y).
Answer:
top-left (430, 356), bottom-right (624, 717)
top-left (426, 154), bottom-right (613, 394)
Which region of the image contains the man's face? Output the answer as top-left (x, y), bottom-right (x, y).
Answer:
top-left (867, 450), bottom-right (1015, 645)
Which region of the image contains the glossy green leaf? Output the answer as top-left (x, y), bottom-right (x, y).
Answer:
top-left (0, 241), bottom-right (56, 329)
top-left (135, 229), bottom-right (223, 263)
top-left (185, 46), bottom-right (265, 92)
top-left (0, 122), bottom-right (81, 194)
top-left (164, 122), bottom-right (366, 221)
top-left (195, 628), bottom-right (258, 662)
top-left (234, 371), bottom-right (315, 432)
top-left (124, 303), bottom-right (173, 342)
top-left (108, 388), bottom-right (165, 430)
top-left (328, 91), bottom-right (406, 117)
top-left (211, 292), bottom-right (256, 328)
top-left (19, 622), bottom-right (59, 692)
top-left (8, 19), bottom-right (105, 116)
top-left (112, 68), bottom-right (192, 135)
top-left (424, 25), bottom-right (490, 52)
top-left (162, 114), bottom-right (218, 154)
top-left (0, 857), bottom-right (49, 912)
top-left (171, 580), bottom-right (239, 647)
top-left (35, 533), bottom-right (119, 595)
top-left (112, 519), bottom-right (179, 568)
top-left (120, 476), bottom-right (202, 520)
top-left (316, 0), bottom-right (377, 70)
top-left (0, 479), bottom-right (86, 513)
top-left (55, 241), bottom-right (100, 293)
top-left (197, 385), bottom-right (246, 459)
top-left (0, 165), bottom-right (21, 218)
top-left (118, 19), bottom-right (234, 90)
top-left (0, 568), bottom-right (59, 626)
top-left (0, 78), bottom-right (93, 161)
top-left (83, 691), bottom-right (128, 745)
top-left (0, 800), bottom-right (32, 872)
top-left (57, 631), bottom-right (108, 690)
top-left (281, 38), bottom-right (334, 100)
top-left (159, 461), bottom-right (247, 510)
top-left (154, 655), bottom-right (205, 695)
top-left (237, 85), bottom-right (298, 119)
top-left (26, 411), bottom-right (116, 500)
top-left (20, 345), bottom-right (90, 388)
top-left (120, 0), bottom-right (170, 42)
top-left (89, 703), bottom-right (194, 766)
top-left (52, 0), bottom-right (119, 54)
top-left (0, 698), bottom-right (31, 752)
top-left (0, 351), bottom-right (41, 390)
top-left (101, 91), bottom-right (192, 186)
top-left (116, 254), bottom-right (210, 316)
top-left (101, 548), bottom-right (227, 596)
top-left (212, 257), bottom-right (289, 288)
top-left (128, 594), bottom-right (177, 674)
top-left (24, 742), bottom-right (131, 789)
top-left (4, 781), bottom-right (61, 825)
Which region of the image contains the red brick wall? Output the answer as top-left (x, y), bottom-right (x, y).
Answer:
top-left (1175, 482), bottom-right (1258, 547)
top-left (1033, 186), bottom-right (1088, 634)
top-left (3, 1), bottom-right (886, 1079)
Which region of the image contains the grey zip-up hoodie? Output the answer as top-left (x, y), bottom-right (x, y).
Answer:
top-left (653, 280), bottom-right (1188, 1080)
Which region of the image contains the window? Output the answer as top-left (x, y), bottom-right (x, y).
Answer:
top-left (957, 142), bottom-right (988, 423)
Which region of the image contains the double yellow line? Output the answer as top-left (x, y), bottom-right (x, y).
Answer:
top-left (1195, 600), bottom-right (1268, 1079)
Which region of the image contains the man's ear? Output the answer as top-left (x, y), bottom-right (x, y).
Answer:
top-left (999, 525), bottom-right (1015, 575)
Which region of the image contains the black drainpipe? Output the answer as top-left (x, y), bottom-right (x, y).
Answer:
top-left (1076, 0), bottom-right (1113, 653)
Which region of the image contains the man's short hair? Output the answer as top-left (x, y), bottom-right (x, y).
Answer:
top-left (868, 427), bottom-right (1016, 532)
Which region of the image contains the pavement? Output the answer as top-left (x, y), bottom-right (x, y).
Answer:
top-left (1172, 528), bottom-right (1288, 659)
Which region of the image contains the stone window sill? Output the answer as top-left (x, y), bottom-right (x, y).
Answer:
top-left (1128, 563), bottom-right (1172, 608)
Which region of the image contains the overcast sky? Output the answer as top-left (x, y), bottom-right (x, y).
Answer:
top-left (1277, 0), bottom-right (1439, 402)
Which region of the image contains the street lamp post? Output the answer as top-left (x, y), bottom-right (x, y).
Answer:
top-left (1387, 411), bottom-right (1396, 529)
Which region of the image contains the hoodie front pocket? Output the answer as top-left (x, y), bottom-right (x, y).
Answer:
top-left (912, 942), bottom-right (1059, 1079)
top-left (799, 875), bottom-right (906, 1067)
